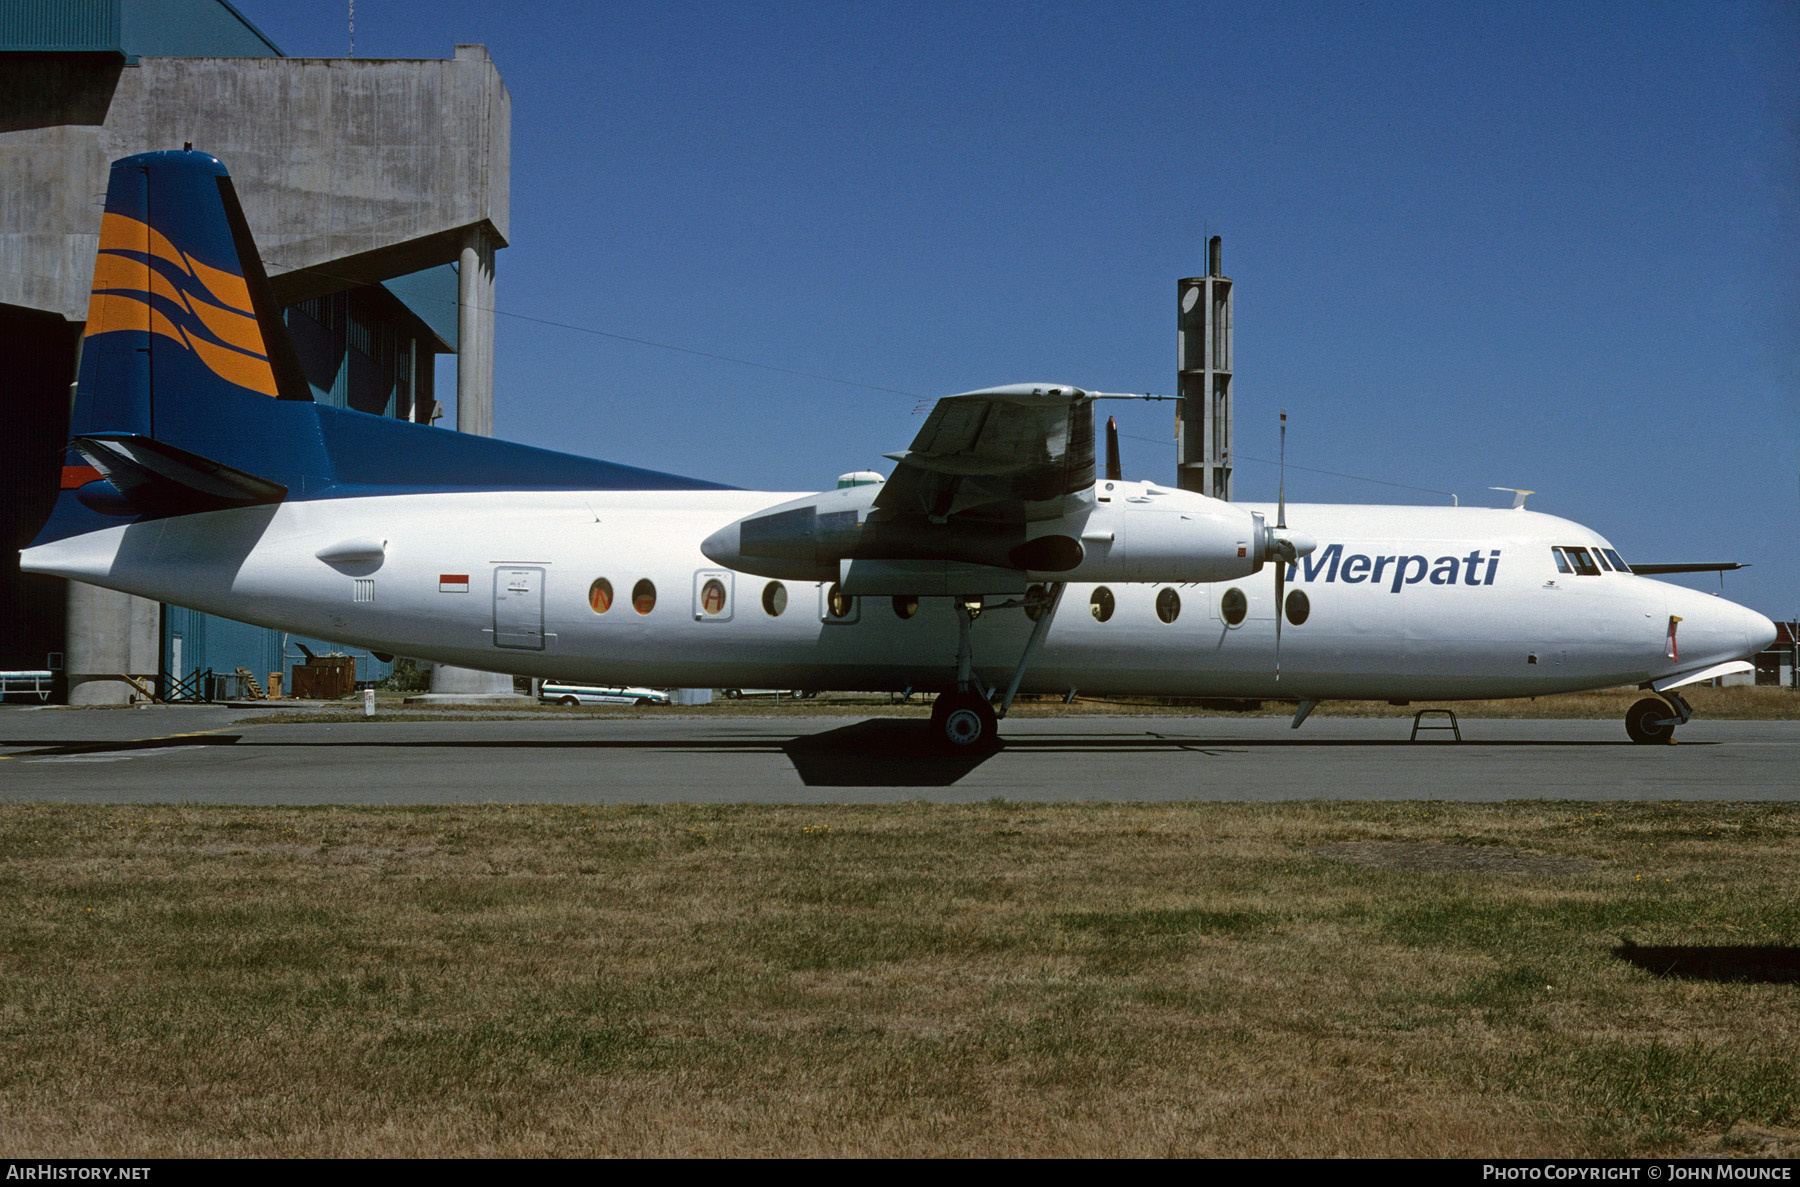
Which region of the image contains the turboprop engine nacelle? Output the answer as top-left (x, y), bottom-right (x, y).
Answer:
top-left (700, 480), bottom-right (1277, 590)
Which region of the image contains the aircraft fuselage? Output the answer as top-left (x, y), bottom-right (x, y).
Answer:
top-left (22, 484), bottom-right (1771, 702)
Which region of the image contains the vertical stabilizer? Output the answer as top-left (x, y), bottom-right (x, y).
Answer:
top-left (72, 148), bottom-right (310, 444)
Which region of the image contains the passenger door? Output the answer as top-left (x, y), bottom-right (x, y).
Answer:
top-left (493, 566), bottom-right (545, 650)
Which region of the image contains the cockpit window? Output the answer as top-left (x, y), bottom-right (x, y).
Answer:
top-left (1562, 546), bottom-right (1601, 576)
top-left (1602, 548), bottom-right (1630, 573)
top-left (1551, 548), bottom-right (1572, 574)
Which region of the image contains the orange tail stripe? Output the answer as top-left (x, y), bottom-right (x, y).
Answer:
top-left (99, 212), bottom-right (189, 279)
top-left (178, 325), bottom-right (278, 397)
top-left (184, 252), bottom-right (254, 316)
top-left (94, 254), bottom-right (267, 358)
top-left (90, 250), bottom-right (151, 294)
top-left (83, 291), bottom-right (154, 337)
top-left (97, 212), bottom-right (256, 315)
top-left (183, 287), bottom-right (266, 357)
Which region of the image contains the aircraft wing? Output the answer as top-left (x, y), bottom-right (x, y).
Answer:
top-left (1626, 562), bottom-right (1747, 576)
top-left (875, 385), bottom-right (1096, 524)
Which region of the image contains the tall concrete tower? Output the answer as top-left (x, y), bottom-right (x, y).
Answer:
top-left (1176, 236), bottom-right (1232, 499)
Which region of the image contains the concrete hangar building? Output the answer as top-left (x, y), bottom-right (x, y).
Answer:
top-left (1, 0), bottom-right (509, 703)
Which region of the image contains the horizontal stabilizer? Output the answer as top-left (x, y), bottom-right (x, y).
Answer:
top-left (73, 434), bottom-right (287, 516)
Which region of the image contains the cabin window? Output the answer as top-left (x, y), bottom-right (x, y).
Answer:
top-left (1024, 584), bottom-right (1052, 622)
top-left (700, 578), bottom-right (728, 617)
top-left (1285, 588), bottom-right (1310, 626)
top-left (632, 579), bottom-right (657, 614)
top-left (588, 578), bottom-right (613, 614)
top-left (892, 595), bottom-right (919, 620)
top-left (1562, 547), bottom-right (1601, 576)
top-left (1551, 548), bottom-right (1572, 574)
top-left (1221, 587), bottom-right (1248, 627)
top-left (1155, 588), bottom-right (1181, 624)
top-left (826, 583), bottom-right (855, 620)
top-left (1089, 586), bottom-right (1115, 623)
top-left (762, 581), bottom-right (787, 617)
top-left (1603, 548), bottom-right (1631, 573)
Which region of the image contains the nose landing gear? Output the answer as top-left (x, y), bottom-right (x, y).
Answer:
top-left (1625, 690), bottom-right (1692, 745)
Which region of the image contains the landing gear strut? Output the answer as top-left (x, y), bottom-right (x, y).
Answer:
top-left (1625, 690), bottom-right (1691, 745)
top-left (928, 584), bottom-right (1065, 753)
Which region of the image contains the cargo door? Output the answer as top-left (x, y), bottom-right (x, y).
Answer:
top-left (493, 566), bottom-right (546, 650)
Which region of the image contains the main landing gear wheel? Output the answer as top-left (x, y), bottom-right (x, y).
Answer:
top-left (930, 691), bottom-right (998, 753)
top-left (1625, 697), bottom-right (1677, 745)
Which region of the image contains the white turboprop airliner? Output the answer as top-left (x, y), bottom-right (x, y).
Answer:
top-left (21, 150), bottom-right (1777, 751)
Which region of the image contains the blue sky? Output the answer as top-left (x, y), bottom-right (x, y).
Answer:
top-left (234, 1), bottom-right (1798, 618)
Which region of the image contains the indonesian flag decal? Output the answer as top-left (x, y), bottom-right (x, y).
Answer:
top-left (440, 574), bottom-right (470, 593)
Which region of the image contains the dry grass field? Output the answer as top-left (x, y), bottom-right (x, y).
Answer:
top-left (2, 800), bottom-right (1795, 1157)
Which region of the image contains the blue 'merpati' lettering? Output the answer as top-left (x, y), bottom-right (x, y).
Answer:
top-left (1298, 543), bottom-right (1341, 583)
top-left (1341, 554), bottom-right (1371, 583)
top-left (1392, 555), bottom-right (1428, 592)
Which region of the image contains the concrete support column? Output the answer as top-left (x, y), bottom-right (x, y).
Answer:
top-left (456, 225), bottom-right (495, 437)
top-left (417, 223), bottom-right (521, 703)
top-left (65, 582), bottom-right (160, 705)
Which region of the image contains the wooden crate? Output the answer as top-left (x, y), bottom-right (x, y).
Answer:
top-left (289, 656), bottom-right (356, 700)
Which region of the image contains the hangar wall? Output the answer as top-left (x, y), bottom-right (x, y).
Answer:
top-left (1, 0), bottom-right (510, 703)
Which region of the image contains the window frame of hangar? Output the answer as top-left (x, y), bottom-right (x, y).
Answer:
top-left (1220, 587), bottom-right (1248, 628)
top-left (632, 578), bottom-right (657, 615)
top-left (1089, 586), bottom-right (1115, 623)
top-left (762, 581), bottom-right (787, 617)
top-left (1155, 587), bottom-right (1180, 624)
top-left (588, 577), bottom-right (614, 614)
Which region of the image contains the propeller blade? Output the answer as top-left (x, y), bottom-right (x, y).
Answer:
top-left (1277, 408), bottom-right (1287, 531)
top-left (1275, 409), bottom-right (1289, 680)
top-left (1275, 556), bottom-right (1284, 681)
top-left (1104, 416), bottom-right (1122, 482)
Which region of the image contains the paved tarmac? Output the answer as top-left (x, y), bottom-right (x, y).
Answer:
top-left (1, 706), bottom-right (1795, 803)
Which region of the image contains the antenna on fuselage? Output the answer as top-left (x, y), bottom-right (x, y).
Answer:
top-left (1489, 487), bottom-right (1535, 509)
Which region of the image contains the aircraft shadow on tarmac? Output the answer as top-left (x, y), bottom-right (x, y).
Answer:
top-left (0, 726), bottom-right (1704, 791)
top-left (780, 720), bottom-right (996, 786)
top-left (1613, 940), bottom-right (1800, 984)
